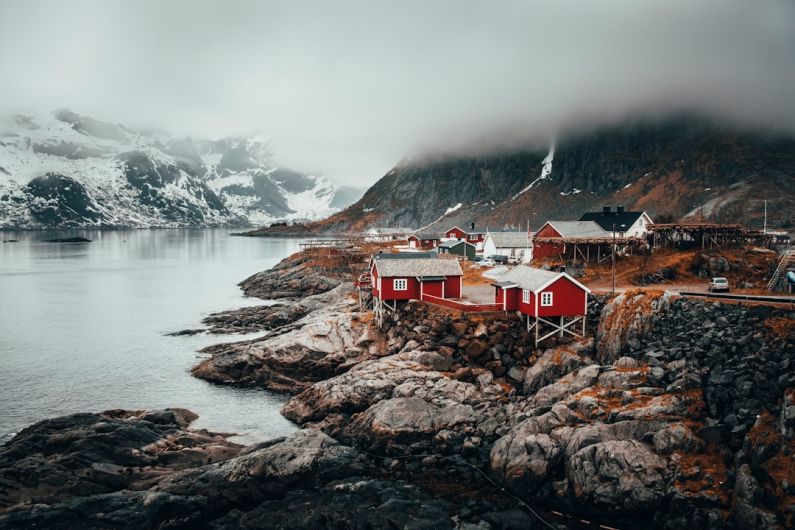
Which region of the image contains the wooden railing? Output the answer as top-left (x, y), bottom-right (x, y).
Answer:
top-left (421, 293), bottom-right (503, 313)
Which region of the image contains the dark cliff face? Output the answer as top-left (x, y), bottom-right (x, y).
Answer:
top-left (319, 152), bottom-right (547, 231)
top-left (316, 116), bottom-right (795, 232)
top-left (119, 151), bottom-right (232, 225)
top-left (26, 173), bottom-right (104, 227)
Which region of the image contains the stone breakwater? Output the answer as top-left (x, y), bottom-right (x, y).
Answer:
top-left (2, 251), bottom-right (794, 530)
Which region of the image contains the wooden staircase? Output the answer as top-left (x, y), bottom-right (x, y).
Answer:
top-left (767, 249), bottom-right (795, 292)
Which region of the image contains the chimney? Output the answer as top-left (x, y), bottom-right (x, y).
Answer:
top-left (602, 206), bottom-right (611, 214)
top-left (617, 206), bottom-right (625, 213)
top-left (471, 222), bottom-right (475, 230)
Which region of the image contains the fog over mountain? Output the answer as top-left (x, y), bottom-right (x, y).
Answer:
top-left (1, 0), bottom-right (794, 186)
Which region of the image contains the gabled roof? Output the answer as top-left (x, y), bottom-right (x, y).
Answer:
top-left (485, 231), bottom-right (530, 248)
top-left (579, 210), bottom-right (649, 232)
top-left (496, 265), bottom-right (590, 293)
top-left (439, 239), bottom-right (475, 249)
top-left (373, 257), bottom-right (463, 278)
top-left (539, 221), bottom-right (608, 238)
top-left (410, 230), bottom-right (443, 240)
top-left (446, 226), bottom-right (511, 235)
top-left (371, 251), bottom-right (437, 261)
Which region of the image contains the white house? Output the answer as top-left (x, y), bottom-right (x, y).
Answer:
top-left (578, 206), bottom-right (653, 238)
top-left (482, 231), bottom-right (533, 262)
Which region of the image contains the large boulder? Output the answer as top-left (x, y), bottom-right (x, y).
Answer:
top-left (523, 342), bottom-right (594, 394)
top-left (567, 440), bottom-right (670, 512)
top-left (595, 290), bottom-right (671, 362)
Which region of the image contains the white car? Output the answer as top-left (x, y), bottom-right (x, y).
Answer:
top-left (708, 277), bottom-right (730, 292)
top-left (479, 258), bottom-right (496, 267)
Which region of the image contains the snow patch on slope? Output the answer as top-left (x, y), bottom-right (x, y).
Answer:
top-left (511, 142), bottom-right (555, 201)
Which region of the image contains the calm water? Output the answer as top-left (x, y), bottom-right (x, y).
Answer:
top-left (0, 229), bottom-right (300, 444)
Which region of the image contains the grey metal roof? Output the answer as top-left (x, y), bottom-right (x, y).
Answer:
top-left (372, 251), bottom-right (437, 260)
top-left (492, 280), bottom-right (519, 288)
top-left (498, 265), bottom-right (562, 292)
top-left (375, 257), bottom-right (463, 278)
top-left (411, 230), bottom-right (443, 239)
top-left (486, 231), bottom-right (530, 248)
top-left (541, 221), bottom-right (608, 238)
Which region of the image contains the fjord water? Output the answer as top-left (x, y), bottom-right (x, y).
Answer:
top-left (0, 230), bottom-right (299, 444)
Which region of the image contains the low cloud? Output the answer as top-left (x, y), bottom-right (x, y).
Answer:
top-left (1, 0), bottom-right (793, 185)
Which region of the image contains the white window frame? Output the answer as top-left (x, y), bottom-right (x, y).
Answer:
top-left (393, 278), bottom-right (408, 291)
top-left (541, 291), bottom-right (553, 306)
top-left (522, 289), bottom-right (530, 303)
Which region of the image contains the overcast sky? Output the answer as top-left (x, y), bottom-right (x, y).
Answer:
top-left (1, 0), bottom-right (794, 186)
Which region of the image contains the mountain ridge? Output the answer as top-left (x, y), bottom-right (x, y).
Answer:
top-left (293, 115), bottom-right (795, 235)
top-left (0, 110), bottom-right (363, 229)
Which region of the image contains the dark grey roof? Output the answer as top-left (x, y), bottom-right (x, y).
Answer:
top-left (579, 209), bottom-right (647, 232)
top-left (375, 257), bottom-right (463, 278)
top-left (418, 276), bottom-right (446, 281)
top-left (492, 280), bottom-right (519, 288)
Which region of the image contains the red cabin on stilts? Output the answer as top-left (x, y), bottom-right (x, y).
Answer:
top-left (492, 265), bottom-right (590, 346)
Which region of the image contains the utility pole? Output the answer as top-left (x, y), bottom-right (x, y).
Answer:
top-left (763, 200), bottom-right (767, 234)
top-left (611, 222), bottom-right (616, 295)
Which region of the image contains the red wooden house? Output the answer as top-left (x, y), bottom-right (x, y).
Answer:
top-left (492, 265), bottom-right (590, 345)
top-left (369, 254), bottom-right (463, 322)
top-left (407, 231), bottom-right (442, 250)
top-left (443, 224), bottom-right (500, 245)
top-left (532, 220), bottom-right (608, 259)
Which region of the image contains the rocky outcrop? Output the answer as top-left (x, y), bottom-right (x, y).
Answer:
top-left (192, 291), bottom-right (372, 393)
top-left (239, 253), bottom-right (342, 300)
top-left (595, 289), bottom-right (671, 362)
top-left (170, 283), bottom-right (352, 336)
top-left (0, 412), bottom-right (531, 530)
top-left (0, 408), bottom-right (242, 511)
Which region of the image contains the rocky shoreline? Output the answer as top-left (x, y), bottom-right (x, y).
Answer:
top-left (2, 252), bottom-right (794, 529)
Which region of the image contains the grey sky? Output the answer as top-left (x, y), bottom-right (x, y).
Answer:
top-left (1, 0), bottom-right (794, 186)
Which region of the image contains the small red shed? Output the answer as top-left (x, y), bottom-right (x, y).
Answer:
top-left (408, 231), bottom-right (442, 250)
top-left (444, 226), bottom-right (469, 240)
top-left (492, 265), bottom-right (591, 346)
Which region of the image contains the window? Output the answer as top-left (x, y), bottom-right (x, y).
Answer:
top-left (541, 292), bottom-right (553, 306)
top-left (393, 278), bottom-right (408, 291)
top-left (522, 289), bottom-right (530, 303)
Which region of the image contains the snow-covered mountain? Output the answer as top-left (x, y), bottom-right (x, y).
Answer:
top-left (0, 110), bottom-right (358, 228)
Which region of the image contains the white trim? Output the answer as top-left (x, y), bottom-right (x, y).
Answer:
top-left (393, 278), bottom-right (408, 291)
top-left (532, 272), bottom-right (591, 294)
top-left (522, 289), bottom-right (530, 303)
top-left (541, 291), bottom-right (553, 306)
top-left (459, 275), bottom-right (462, 298)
